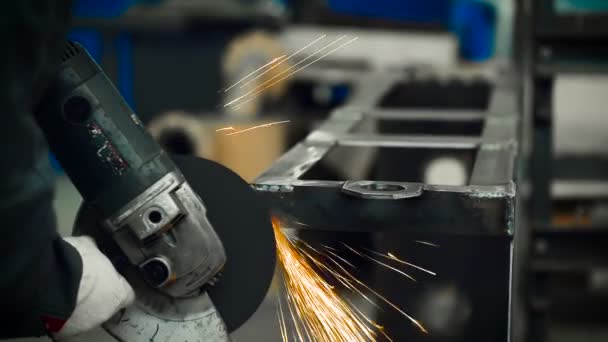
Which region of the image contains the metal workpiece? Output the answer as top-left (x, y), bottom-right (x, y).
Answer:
top-left (346, 72), bottom-right (403, 108)
top-left (257, 181), bottom-right (514, 235)
top-left (342, 180), bottom-right (424, 199)
top-left (470, 116), bottom-right (519, 185)
top-left (255, 67), bottom-right (520, 341)
top-left (255, 143), bottom-right (331, 184)
top-left (363, 108), bottom-right (487, 122)
top-left (255, 69), bottom-right (520, 233)
top-left (469, 86), bottom-right (519, 185)
top-left (308, 132), bottom-right (481, 149)
top-left (337, 133), bottom-right (480, 149)
top-left (327, 107), bottom-right (367, 120)
top-left (310, 115), bottom-right (360, 136)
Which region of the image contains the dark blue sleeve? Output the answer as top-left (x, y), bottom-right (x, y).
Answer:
top-left (0, 110), bottom-right (83, 338)
top-left (0, 0), bottom-right (82, 338)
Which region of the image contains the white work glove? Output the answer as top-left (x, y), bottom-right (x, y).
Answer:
top-left (53, 236), bottom-right (135, 339)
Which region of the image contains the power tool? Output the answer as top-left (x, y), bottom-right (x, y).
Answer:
top-left (34, 42), bottom-right (276, 341)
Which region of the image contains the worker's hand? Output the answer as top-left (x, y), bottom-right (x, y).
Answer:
top-left (51, 236), bottom-right (135, 339)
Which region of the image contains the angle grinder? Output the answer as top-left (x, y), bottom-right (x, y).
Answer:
top-left (33, 42), bottom-right (276, 341)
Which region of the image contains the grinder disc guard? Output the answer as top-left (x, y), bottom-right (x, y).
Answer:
top-left (74, 155), bottom-right (276, 335)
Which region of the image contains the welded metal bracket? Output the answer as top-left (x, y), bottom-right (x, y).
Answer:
top-left (342, 181), bottom-right (423, 200)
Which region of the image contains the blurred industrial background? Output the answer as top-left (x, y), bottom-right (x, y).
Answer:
top-left (12, 0), bottom-right (608, 341)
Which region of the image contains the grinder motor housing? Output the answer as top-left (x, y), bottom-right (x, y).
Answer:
top-left (33, 42), bottom-right (226, 298)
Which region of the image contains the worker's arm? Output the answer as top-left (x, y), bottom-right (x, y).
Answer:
top-left (0, 1), bottom-right (133, 338)
top-left (0, 129), bottom-right (134, 338)
top-left (0, 99), bottom-right (82, 338)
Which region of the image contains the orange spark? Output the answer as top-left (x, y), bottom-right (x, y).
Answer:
top-left (343, 244), bottom-right (416, 282)
top-left (274, 218), bottom-right (429, 340)
top-left (229, 37), bottom-right (359, 110)
top-left (225, 35), bottom-right (357, 109)
top-left (415, 240), bottom-right (440, 248)
top-left (223, 55), bottom-right (288, 93)
top-left (223, 34), bottom-right (328, 107)
top-left (277, 298), bottom-right (289, 342)
top-left (221, 120), bottom-right (290, 136)
top-left (238, 35), bottom-right (344, 91)
top-left (324, 248), bottom-right (356, 269)
top-left (235, 34), bottom-right (328, 92)
top-left (215, 126), bottom-right (235, 132)
top-left (302, 241), bottom-right (427, 334)
top-left (273, 217), bottom-right (377, 341)
top-left (363, 249), bottom-right (437, 276)
top-left (386, 252), bottom-right (437, 276)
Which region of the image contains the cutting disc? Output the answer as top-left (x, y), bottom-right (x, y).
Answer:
top-left (172, 155), bottom-right (276, 332)
top-left (73, 155), bottom-right (276, 334)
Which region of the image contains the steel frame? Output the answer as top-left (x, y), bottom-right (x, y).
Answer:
top-left (254, 67), bottom-right (520, 341)
top-left (254, 69), bottom-right (518, 235)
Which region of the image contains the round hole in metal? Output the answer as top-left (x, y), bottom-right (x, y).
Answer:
top-left (359, 183), bottom-right (405, 192)
top-left (147, 210), bottom-right (163, 224)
